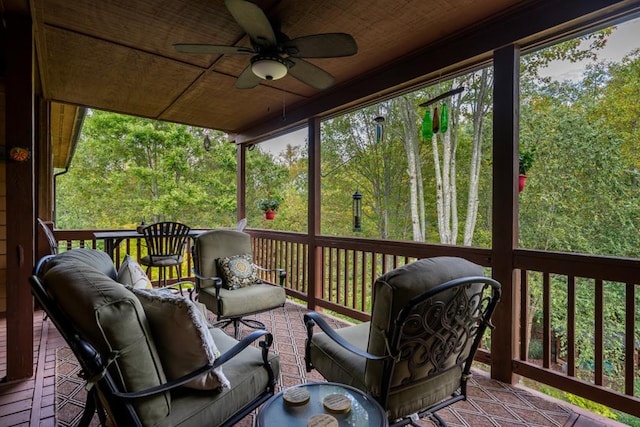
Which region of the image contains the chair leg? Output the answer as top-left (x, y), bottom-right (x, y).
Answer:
top-left (233, 319), bottom-right (241, 339)
top-left (77, 388), bottom-right (97, 427)
top-left (239, 318), bottom-right (267, 332)
top-left (432, 413), bottom-right (447, 427)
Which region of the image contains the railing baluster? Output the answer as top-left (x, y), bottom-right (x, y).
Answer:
top-left (352, 250), bottom-right (357, 310)
top-left (543, 272), bottom-right (551, 369)
top-left (567, 276), bottom-right (576, 377)
top-left (520, 268), bottom-right (529, 360)
top-left (595, 279), bottom-right (604, 386)
top-left (625, 282), bottom-right (636, 396)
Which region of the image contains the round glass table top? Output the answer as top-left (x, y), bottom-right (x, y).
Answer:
top-left (257, 382), bottom-right (388, 427)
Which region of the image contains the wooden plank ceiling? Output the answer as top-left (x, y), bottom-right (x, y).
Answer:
top-left (31, 0), bottom-right (525, 140)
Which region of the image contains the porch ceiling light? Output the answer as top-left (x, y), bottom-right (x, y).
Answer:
top-left (251, 56), bottom-right (288, 81)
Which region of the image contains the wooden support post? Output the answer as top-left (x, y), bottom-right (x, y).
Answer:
top-left (237, 143), bottom-right (246, 220)
top-left (307, 117), bottom-right (322, 311)
top-left (5, 15), bottom-right (35, 381)
top-left (491, 44), bottom-right (520, 384)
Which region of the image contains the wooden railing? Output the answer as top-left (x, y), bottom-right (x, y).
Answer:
top-left (513, 249), bottom-right (640, 418)
top-left (51, 229), bottom-right (197, 284)
top-left (50, 228), bottom-right (640, 418)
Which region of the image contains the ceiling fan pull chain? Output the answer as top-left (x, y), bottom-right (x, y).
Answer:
top-left (282, 96), bottom-right (286, 121)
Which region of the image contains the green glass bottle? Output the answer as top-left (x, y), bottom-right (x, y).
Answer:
top-left (440, 103), bottom-right (448, 133)
top-left (421, 110), bottom-right (433, 140)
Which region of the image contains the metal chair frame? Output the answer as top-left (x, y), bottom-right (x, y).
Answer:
top-left (305, 276), bottom-right (501, 427)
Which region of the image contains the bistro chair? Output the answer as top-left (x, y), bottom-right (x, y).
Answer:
top-left (192, 229), bottom-right (286, 339)
top-left (139, 221), bottom-right (192, 291)
top-left (304, 256), bottom-right (501, 427)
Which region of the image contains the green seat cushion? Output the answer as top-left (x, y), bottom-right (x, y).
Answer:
top-left (309, 322), bottom-right (370, 392)
top-left (198, 283), bottom-right (286, 317)
top-left (158, 328), bottom-right (279, 427)
top-left (44, 260), bottom-right (170, 425)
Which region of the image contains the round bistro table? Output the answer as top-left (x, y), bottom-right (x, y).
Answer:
top-left (257, 382), bottom-right (388, 427)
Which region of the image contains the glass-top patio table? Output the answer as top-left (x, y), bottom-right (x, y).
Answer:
top-left (257, 382), bottom-right (388, 427)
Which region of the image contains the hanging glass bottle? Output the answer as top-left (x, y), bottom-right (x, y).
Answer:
top-left (440, 103), bottom-right (448, 133)
top-left (432, 107), bottom-right (440, 134)
top-left (421, 110), bottom-right (433, 140)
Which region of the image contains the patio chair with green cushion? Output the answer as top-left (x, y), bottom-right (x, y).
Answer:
top-left (30, 248), bottom-right (278, 427)
top-left (304, 256), bottom-right (501, 427)
top-left (192, 229), bottom-right (286, 339)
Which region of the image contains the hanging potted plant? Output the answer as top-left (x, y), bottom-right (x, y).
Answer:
top-left (257, 193), bottom-right (282, 220)
top-left (519, 149), bottom-right (534, 193)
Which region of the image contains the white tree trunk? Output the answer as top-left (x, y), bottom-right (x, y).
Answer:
top-left (463, 68), bottom-right (491, 246)
top-left (399, 96), bottom-right (424, 241)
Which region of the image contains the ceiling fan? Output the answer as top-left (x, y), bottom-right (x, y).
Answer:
top-left (173, 0), bottom-right (357, 90)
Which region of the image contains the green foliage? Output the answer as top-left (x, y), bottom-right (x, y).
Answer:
top-left (537, 385), bottom-right (618, 420)
top-left (56, 111), bottom-right (237, 229)
top-left (563, 393), bottom-right (617, 419)
top-left (528, 340), bottom-right (543, 359)
top-left (256, 193), bottom-right (282, 212)
top-left (519, 149), bottom-right (534, 175)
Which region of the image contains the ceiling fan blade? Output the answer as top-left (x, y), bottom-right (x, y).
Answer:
top-left (287, 58), bottom-right (335, 90)
top-left (225, 0), bottom-right (276, 48)
top-left (235, 64), bottom-right (262, 89)
top-left (173, 44), bottom-right (254, 55)
top-left (283, 33), bottom-right (358, 58)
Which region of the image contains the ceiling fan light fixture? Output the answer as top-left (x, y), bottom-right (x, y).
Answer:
top-left (251, 55), bottom-right (288, 81)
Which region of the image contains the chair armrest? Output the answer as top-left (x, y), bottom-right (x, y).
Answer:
top-left (304, 311), bottom-right (385, 373)
top-left (112, 330), bottom-right (274, 399)
top-left (253, 265), bottom-right (286, 286)
top-left (191, 268), bottom-right (223, 297)
top-left (191, 269), bottom-right (223, 287)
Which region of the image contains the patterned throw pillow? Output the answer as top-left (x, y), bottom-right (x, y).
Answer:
top-left (216, 254), bottom-right (261, 290)
top-left (117, 254), bottom-right (152, 289)
top-left (130, 287), bottom-right (230, 390)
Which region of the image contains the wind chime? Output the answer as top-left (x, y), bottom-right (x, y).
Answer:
top-left (419, 86), bottom-right (464, 140)
top-left (374, 116), bottom-right (385, 143)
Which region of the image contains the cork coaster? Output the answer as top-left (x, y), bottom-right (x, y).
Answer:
top-left (307, 414), bottom-right (338, 427)
top-left (283, 387), bottom-right (311, 406)
top-left (322, 393), bottom-right (351, 414)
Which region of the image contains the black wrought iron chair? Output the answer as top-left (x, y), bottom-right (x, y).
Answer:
top-left (139, 221), bottom-right (191, 291)
top-left (305, 256), bottom-right (501, 427)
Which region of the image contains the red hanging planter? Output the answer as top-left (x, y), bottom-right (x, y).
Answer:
top-left (265, 211), bottom-right (276, 220)
top-left (518, 174), bottom-right (527, 193)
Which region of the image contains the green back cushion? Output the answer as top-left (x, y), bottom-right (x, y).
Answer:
top-left (194, 230), bottom-right (252, 289)
top-left (365, 257), bottom-right (484, 388)
top-left (44, 258), bottom-right (170, 424)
